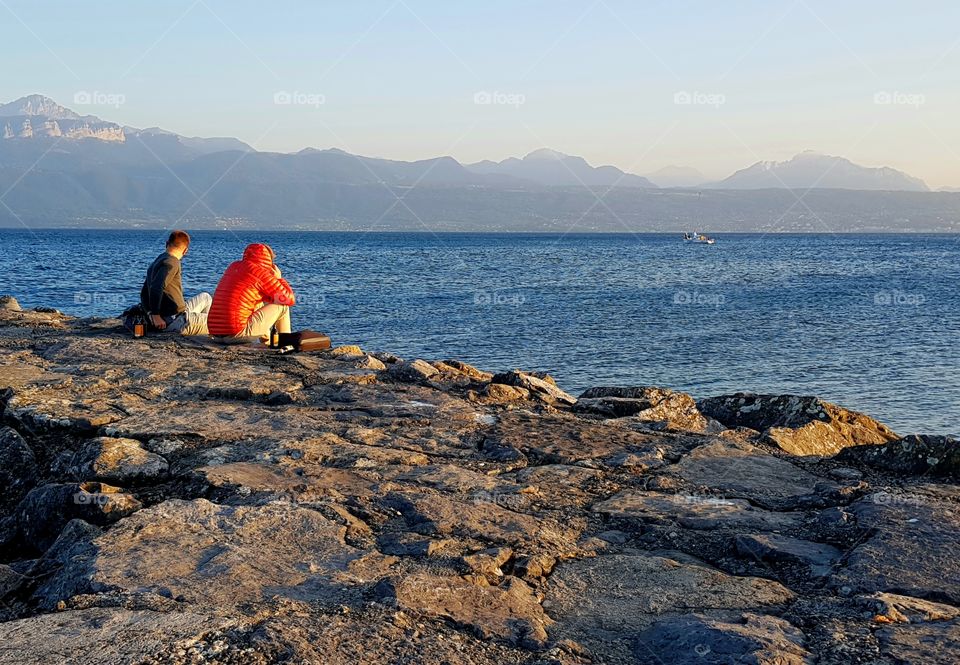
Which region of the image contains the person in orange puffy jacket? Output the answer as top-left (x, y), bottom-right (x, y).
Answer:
top-left (208, 243), bottom-right (296, 339)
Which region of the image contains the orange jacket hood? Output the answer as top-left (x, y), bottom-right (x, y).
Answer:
top-left (242, 243), bottom-right (275, 267)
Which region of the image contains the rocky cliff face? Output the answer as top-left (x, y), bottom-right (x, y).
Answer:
top-left (0, 96), bottom-right (125, 143)
top-left (0, 116), bottom-right (126, 142)
top-left (0, 298), bottom-right (957, 664)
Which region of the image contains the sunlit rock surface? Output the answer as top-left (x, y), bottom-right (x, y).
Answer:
top-left (0, 301), bottom-right (957, 664)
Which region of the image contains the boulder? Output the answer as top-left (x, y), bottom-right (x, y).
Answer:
top-left (354, 354), bottom-right (387, 371)
top-left (462, 546), bottom-right (513, 579)
top-left (838, 435), bottom-right (960, 477)
top-left (490, 371), bottom-right (575, 406)
top-left (16, 482), bottom-right (141, 552)
top-left (0, 426), bottom-right (38, 511)
top-left (71, 437), bottom-right (169, 485)
top-left (575, 386), bottom-right (711, 431)
top-left (697, 393), bottom-right (899, 456)
top-left (329, 345), bottom-right (364, 358)
top-left (482, 382), bottom-right (527, 403)
top-left (386, 359), bottom-right (440, 383)
top-left (370, 351), bottom-right (402, 364)
top-left (634, 613), bottom-right (812, 665)
top-left (440, 360), bottom-right (493, 381)
top-left (514, 553), bottom-right (557, 581)
top-left (0, 295), bottom-right (22, 312)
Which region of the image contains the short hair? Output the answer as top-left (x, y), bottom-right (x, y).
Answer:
top-left (166, 230), bottom-right (191, 250)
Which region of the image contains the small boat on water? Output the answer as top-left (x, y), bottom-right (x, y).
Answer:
top-left (682, 231), bottom-right (716, 244)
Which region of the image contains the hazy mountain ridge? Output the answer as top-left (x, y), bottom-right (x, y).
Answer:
top-left (0, 94), bottom-right (81, 120)
top-left (127, 127), bottom-right (255, 156)
top-left (712, 151), bottom-right (929, 192)
top-left (0, 95), bottom-right (955, 231)
top-left (467, 148), bottom-right (656, 188)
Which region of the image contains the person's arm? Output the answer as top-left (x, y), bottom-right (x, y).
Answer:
top-left (164, 259), bottom-right (187, 313)
top-left (259, 265), bottom-right (296, 306)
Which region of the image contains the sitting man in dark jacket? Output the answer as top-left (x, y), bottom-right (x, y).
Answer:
top-left (140, 230), bottom-right (211, 335)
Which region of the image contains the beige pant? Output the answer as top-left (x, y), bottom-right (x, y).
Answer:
top-left (238, 303), bottom-right (292, 338)
top-left (168, 292), bottom-right (212, 336)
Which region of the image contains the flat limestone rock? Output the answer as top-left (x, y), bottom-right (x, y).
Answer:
top-left (489, 410), bottom-right (669, 466)
top-left (833, 490), bottom-right (960, 604)
top-left (0, 608), bottom-right (238, 665)
top-left (673, 441), bottom-right (837, 510)
top-left (5, 394), bottom-right (124, 433)
top-left (247, 606), bottom-right (536, 664)
top-left (37, 337), bottom-right (182, 380)
top-left (594, 491), bottom-right (803, 532)
top-left (876, 620), bottom-right (960, 665)
top-left (0, 362), bottom-right (48, 389)
top-left (71, 436), bottom-right (169, 485)
top-left (201, 461), bottom-right (376, 501)
top-left (378, 573), bottom-right (551, 647)
top-left (384, 492), bottom-right (582, 554)
top-left (634, 612), bottom-right (812, 665)
top-left (697, 393), bottom-right (899, 456)
top-left (394, 464), bottom-right (504, 494)
top-left (38, 498), bottom-right (391, 613)
top-left (105, 400), bottom-right (335, 442)
top-left (504, 464), bottom-right (602, 509)
top-left (735, 534), bottom-right (842, 577)
top-left (162, 364), bottom-right (303, 401)
top-left (545, 552), bottom-right (794, 661)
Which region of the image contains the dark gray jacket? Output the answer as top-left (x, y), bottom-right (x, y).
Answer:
top-left (140, 252), bottom-right (186, 317)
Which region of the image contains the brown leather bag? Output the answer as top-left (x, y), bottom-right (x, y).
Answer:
top-left (278, 330), bottom-right (331, 352)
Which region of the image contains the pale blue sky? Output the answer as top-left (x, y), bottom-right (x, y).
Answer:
top-left (2, 0), bottom-right (959, 186)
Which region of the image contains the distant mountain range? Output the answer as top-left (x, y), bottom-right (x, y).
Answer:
top-left (709, 151), bottom-right (930, 192)
top-left (467, 148), bottom-right (655, 188)
top-left (0, 95), bottom-right (957, 231)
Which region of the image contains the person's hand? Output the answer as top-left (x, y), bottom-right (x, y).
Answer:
top-left (150, 314), bottom-right (167, 330)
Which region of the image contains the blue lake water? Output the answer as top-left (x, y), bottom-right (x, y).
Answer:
top-left (1, 229), bottom-right (958, 435)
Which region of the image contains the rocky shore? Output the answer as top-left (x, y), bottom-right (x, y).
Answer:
top-left (0, 295), bottom-right (957, 664)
